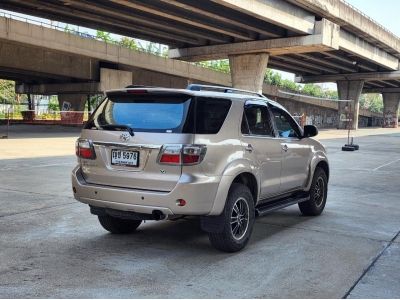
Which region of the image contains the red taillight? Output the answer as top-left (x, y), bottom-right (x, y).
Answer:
top-left (182, 146), bottom-right (203, 164)
top-left (158, 144), bottom-right (206, 165)
top-left (160, 153), bottom-right (180, 164)
top-left (158, 145), bottom-right (182, 165)
top-left (76, 139), bottom-right (96, 160)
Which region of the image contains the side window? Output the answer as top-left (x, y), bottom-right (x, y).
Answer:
top-left (195, 97), bottom-right (232, 134)
top-left (241, 105), bottom-right (273, 136)
top-left (270, 106), bottom-right (301, 138)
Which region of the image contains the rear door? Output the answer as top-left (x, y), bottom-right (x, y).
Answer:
top-left (241, 101), bottom-right (282, 198)
top-left (269, 105), bottom-right (312, 192)
top-left (79, 91), bottom-right (194, 192)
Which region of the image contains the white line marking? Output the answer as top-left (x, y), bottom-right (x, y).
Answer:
top-left (373, 158), bottom-right (400, 171)
top-left (1, 162), bottom-right (74, 171)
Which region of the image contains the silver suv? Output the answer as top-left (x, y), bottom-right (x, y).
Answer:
top-left (72, 85), bottom-right (329, 252)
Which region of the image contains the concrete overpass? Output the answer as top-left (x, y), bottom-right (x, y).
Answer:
top-left (0, 9), bottom-right (385, 128)
top-left (0, 0), bottom-right (399, 128)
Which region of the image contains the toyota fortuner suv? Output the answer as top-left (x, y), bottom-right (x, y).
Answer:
top-left (72, 84), bottom-right (329, 252)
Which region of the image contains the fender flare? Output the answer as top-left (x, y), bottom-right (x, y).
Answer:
top-left (206, 159), bottom-right (259, 216)
top-left (305, 152), bottom-right (329, 191)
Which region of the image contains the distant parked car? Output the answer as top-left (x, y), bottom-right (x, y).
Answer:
top-left (72, 84), bottom-right (329, 252)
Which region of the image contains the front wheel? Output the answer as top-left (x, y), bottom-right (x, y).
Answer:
top-left (208, 184), bottom-right (255, 252)
top-left (298, 167), bottom-right (328, 216)
top-left (98, 215), bottom-right (142, 234)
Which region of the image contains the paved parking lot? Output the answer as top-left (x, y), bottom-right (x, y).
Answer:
top-left (0, 125), bottom-right (399, 298)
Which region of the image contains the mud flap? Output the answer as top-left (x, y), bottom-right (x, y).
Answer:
top-left (200, 215), bottom-right (225, 233)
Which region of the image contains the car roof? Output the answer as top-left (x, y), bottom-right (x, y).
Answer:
top-left (106, 87), bottom-right (287, 110)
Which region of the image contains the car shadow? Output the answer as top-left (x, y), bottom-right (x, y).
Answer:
top-left (69, 209), bottom-right (312, 256)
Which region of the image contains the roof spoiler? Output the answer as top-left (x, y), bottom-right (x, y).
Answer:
top-left (186, 84), bottom-right (265, 98)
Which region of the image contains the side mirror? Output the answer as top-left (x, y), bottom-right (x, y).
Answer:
top-left (303, 125), bottom-right (318, 138)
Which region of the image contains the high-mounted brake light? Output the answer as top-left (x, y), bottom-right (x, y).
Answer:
top-left (158, 144), bottom-right (206, 166)
top-left (76, 139), bottom-right (96, 160)
top-left (127, 89), bottom-right (148, 94)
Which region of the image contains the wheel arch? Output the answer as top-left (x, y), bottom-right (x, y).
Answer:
top-left (231, 172), bottom-right (258, 205)
top-left (305, 155), bottom-right (329, 191)
top-left (208, 160), bottom-right (259, 216)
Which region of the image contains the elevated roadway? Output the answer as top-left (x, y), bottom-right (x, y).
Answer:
top-left (0, 0), bottom-right (395, 127)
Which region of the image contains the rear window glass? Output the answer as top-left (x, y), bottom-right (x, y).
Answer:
top-left (195, 97), bottom-right (231, 134)
top-left (86, 93), bottom-right (231, 134)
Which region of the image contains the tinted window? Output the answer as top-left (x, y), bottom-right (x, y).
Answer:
top-left (86, 93), bottom-right (231, 134)
top-left (87, 93), bottom-right (191, 133)
top-left (270, 106), bottom-right (301, 138)
top-left (195, 97), bottom-right (231, 134)
top-left (242, 105), bottom-right (273, 136)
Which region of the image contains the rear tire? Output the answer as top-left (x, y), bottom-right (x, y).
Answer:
top-left (208, 184), bottom-right (255, 252)
top-left (98, 215), bottom-right (142, 234)
top-left (299, 167), bottom-right (328, 216)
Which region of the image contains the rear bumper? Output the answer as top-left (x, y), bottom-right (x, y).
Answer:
top-left (71, 166), bottom-right (220, 216)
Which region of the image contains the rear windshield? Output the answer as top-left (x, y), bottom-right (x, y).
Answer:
top-left (85, 93), bottom-right (231, 134)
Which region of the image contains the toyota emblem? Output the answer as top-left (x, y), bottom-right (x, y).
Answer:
top-left (120, 132), bottom-right (131, 142)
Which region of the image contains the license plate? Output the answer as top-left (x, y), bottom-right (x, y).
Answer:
top-left (111, 149), bottom-right (139, 167)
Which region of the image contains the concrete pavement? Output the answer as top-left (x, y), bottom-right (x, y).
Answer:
top-left (0, 126), bottom-right (399, 298)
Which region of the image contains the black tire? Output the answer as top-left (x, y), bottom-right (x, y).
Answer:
top-left (208, 183), bottom-right (255, 252)
top-left (342, 145), bottom-right (355, 151)
top-left (98, 215), bottom-right (142, 234)
top-left (299, 167), bottom-right (328, 216)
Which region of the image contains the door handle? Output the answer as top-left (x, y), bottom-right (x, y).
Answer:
top-left (245, 144), bottom-right (253, 153)
top-left (282, 144), bottom-right (288, 152)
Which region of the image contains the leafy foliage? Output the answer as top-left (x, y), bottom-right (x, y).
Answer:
top-left (360, 93), bottom-right (383, 113)
top-left (119, 37), bottom-right (137, 50)
top-left (195, 60), bottom-right (230, 73)
top-left (0, 80), bottom-right (16, 104)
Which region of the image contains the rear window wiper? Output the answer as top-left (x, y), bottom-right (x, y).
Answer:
top-left (101, 124), bottom-right (135, 136)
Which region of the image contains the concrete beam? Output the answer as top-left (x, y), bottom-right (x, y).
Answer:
top-left (339, 30), bottom-right (399, 70)
top-left (296, 71), bottom-right (400, 83)
top-left (0, 16), bottom-right (231, 87)
top-left (382, 93), bottom-right (400, 128)
top-left (210, 0), bottom-right (315, 34)
top-left (0, 41), bottom-right (97, 81)
top-left (58, 94), bottom-right (87, 112)
top-left (337, 80), bottom-right (364, 130)
top-left (99, 68), bottom-right (132, 91)
top-left (15, 68), bottom-right (134, 95)
top-left (288, 0), bottom-right (400, 55)
top-left (15, 82), bottom-right (101, 95)
top-left (160, 0), bottom-right (285, 38)
top-left (169, 19), bottom-right (339, 61)
top-left (363, 87), bottom-right (400, 94)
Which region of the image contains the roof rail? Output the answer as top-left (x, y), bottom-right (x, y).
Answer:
top-left (186, 84), bottom-right (265, 98)
top-left (125, 85), bottom-right (159, 88)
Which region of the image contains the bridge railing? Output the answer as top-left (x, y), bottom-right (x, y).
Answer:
top-left (340, 0), bottom-right (399, 39)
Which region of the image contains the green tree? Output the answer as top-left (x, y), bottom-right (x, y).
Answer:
top-left (119, 37), bottom-right (137, 50)
top-left (96, 30), bottom-right (113, 43)
top-left (0, 80), bottom-right (16, 104)
top-left (360, 93), bottom-right (383, 113)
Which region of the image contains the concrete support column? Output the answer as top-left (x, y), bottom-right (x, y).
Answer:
top-left (100, 68), bottom-right (133, 91)
top-left (58, 94), bottom-right (87, 111)
top-left (382, 93), bottom-right (400, 128)
top-left (57, 94), bottom-right (88, 124)
top-left (228, 53), bottom-right (269, 93)
top-left (337, 80), bottom-right (364, 130)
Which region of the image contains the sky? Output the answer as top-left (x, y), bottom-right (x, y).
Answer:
top-left (281, 0), bottom-right (400, 85)
top-left (347, 0), bottom-right (400, 37)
